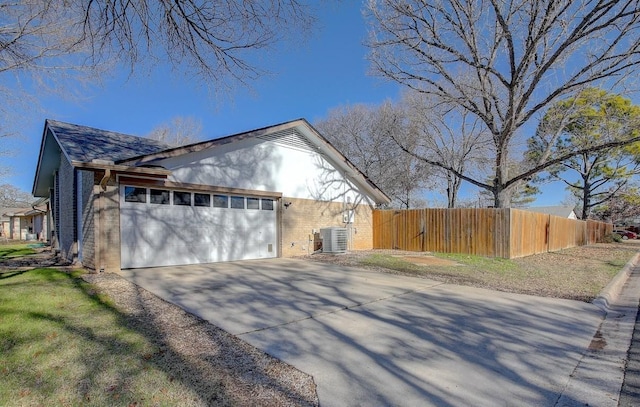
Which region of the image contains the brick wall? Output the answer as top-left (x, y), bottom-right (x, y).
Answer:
top-left (36, 213), bottom-right (47, 241)
top-left (80, 170), bottom-right (95, 269)
top-left (280, 197), bottom-right (374, 257)
top-left (57, 157), bottom-right (77, 262)
top-left (98, 181), bottom-right (121, 272)
top-left (9, 217), bottom-right (19, 239)
top-left (42, 153), bottom-right (129, 271)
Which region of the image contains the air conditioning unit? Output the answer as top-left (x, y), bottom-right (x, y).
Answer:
top-left (320, 227), bottom-right (348, 254)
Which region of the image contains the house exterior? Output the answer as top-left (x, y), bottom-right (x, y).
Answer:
top-left (32, 119), bottom-right (390, 271)
top-left (524, 206), bottom-right (578, 219)
top-left (1, 202), bottom-right (48, 241)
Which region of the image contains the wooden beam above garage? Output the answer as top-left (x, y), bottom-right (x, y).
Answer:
top-left (71, 160), bottom-right (171, 177)
top-left (117, 176), bottom-right (283, 198)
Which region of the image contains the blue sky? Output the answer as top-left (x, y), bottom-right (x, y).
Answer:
top-left (2, 1), bottom-right (568, 206)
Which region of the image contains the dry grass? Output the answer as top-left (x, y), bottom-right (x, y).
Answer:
top-left (304, 241), bottom-right (640, 302)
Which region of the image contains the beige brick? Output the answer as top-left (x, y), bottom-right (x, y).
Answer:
top-left (280, 197), bottom-right (374, 257)
top-left (80, 170), bottom-right (95, 269)
top-left (99, 181), bottom-right (121, 273)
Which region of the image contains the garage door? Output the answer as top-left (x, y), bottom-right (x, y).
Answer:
top-left (120, 185), bottom-right (277, 268)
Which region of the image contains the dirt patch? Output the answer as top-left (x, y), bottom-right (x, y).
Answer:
top-left (400, 256), bottom-right (460, 266)
top-left (302, 243), bottom-right (640, 302)
top-left (0, 247), bottom-right (61, 273)
top-left (589, 330), bottom-right (607, 351)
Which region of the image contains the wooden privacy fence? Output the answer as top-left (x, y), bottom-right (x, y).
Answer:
top-left (372, 208), bottom-right (613, 259)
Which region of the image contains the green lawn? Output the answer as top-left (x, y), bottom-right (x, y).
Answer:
top-left (0, 268), bottom-right (204, 406)
top-left (360, 252), bottom-right (518, 276)
top-left (0, 244), bottom-right (36, 259)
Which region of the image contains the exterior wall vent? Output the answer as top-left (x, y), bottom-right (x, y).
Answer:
top-left (320, 227), bottom-right (348, 254)
top-left (257, 128), bottom-right (319, 152)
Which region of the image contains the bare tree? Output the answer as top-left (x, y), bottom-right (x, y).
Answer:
top-left (0, 184), bottom-right (35, 207)
top-left (1, 1), bottom-right (314, 85)
top-left (401, 91), bottom-right (492, 207)
top-left (1, 2), bottom-right (84, 75)
top-left (366, 0), bottom-right (640, 207)
top-left (146, 116), bottom-right (204, 147)
top-left (376, 102), bottom-right (433, 208)
top-left (315, 102), bottom-right (432, 208)
top-left (0, 132), bottom-right (16, 181)
top-left (0, 1), bottom-right (315, 179)
top-left (591, 184), bottom-right (640, 223)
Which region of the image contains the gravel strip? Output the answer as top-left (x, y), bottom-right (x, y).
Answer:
top-left (82, 272), bottom-right (319, 406)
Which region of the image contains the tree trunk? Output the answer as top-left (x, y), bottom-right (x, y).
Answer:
top-left (404, 187), bottom-right (411, 209)
top-left (581, 180), bottom-right (591, 220)
top-left (492, 147), bottom-right (512, 208)
top-left (446, 174), bottom-right (461, 208)
top-left (492, 184), bottom-right (514, 208)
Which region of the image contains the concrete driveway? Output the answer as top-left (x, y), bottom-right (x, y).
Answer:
top-left (121, 258), bottom-right (604, 406)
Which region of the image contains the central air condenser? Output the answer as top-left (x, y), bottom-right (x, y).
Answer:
top-left (320, 227), bottom-right (348, 254)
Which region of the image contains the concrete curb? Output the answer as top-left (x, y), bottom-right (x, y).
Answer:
top-left (555, 250), bottom-right (640, 406)
top-left (593, 252), bottom-right (640, 313)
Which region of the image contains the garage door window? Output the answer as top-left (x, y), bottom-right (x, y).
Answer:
top-left (125, 187), bottom-right (147, 203)
top-left (230, 196), bottom-right (244, 209)
top-left (150, 189), bottom-right (170, 205)
top-left (247, 197), bottom-right (260, 210)
top-left (174, 191), bottom-right (192, 206)
top-left (213, 194), bottom-right (228, 208)
top-left (261, 199), bottom-right (274, 210)
top-left (124, 188), bottom-right (278, 213)
top-left (194, 193), bottom-right (211, 207)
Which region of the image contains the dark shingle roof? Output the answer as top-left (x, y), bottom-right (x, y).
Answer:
top-left (524, 206), bottom-right (576, 218)
top-left (47, 120), bottom-right (171, 163)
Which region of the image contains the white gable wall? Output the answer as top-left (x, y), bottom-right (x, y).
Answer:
top-left (157, 132), bottom-right (373, 205)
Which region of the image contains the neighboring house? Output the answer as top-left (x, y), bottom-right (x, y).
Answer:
top-left (1, 201), bottom-right (48, 240)
top-left (0, 209), bottom-right (11, 238)
top-left (32, 119), bottom-right (390, 271)
top-left (524, 206), bottom-right (578, 219)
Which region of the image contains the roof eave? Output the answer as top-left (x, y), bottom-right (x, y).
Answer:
top-left (32, 120), bottom-right (53, 197)
top-left (32, 120), bottom-right (69, 197)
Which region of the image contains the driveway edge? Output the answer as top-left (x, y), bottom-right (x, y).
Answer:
top-left (555, 252), bottom-right (640, 406)
top-left (593, 252), bottom-right (640, 313)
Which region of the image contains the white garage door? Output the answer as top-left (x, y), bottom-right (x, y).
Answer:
top-left (120, 185), bottom-right (277, 268)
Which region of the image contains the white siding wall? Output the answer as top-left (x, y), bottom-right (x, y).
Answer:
top-left (159, 135), bottom-right (371, 205)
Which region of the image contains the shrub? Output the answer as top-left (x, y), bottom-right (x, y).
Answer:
top-left (605, 233), bottom-right (623, 243)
